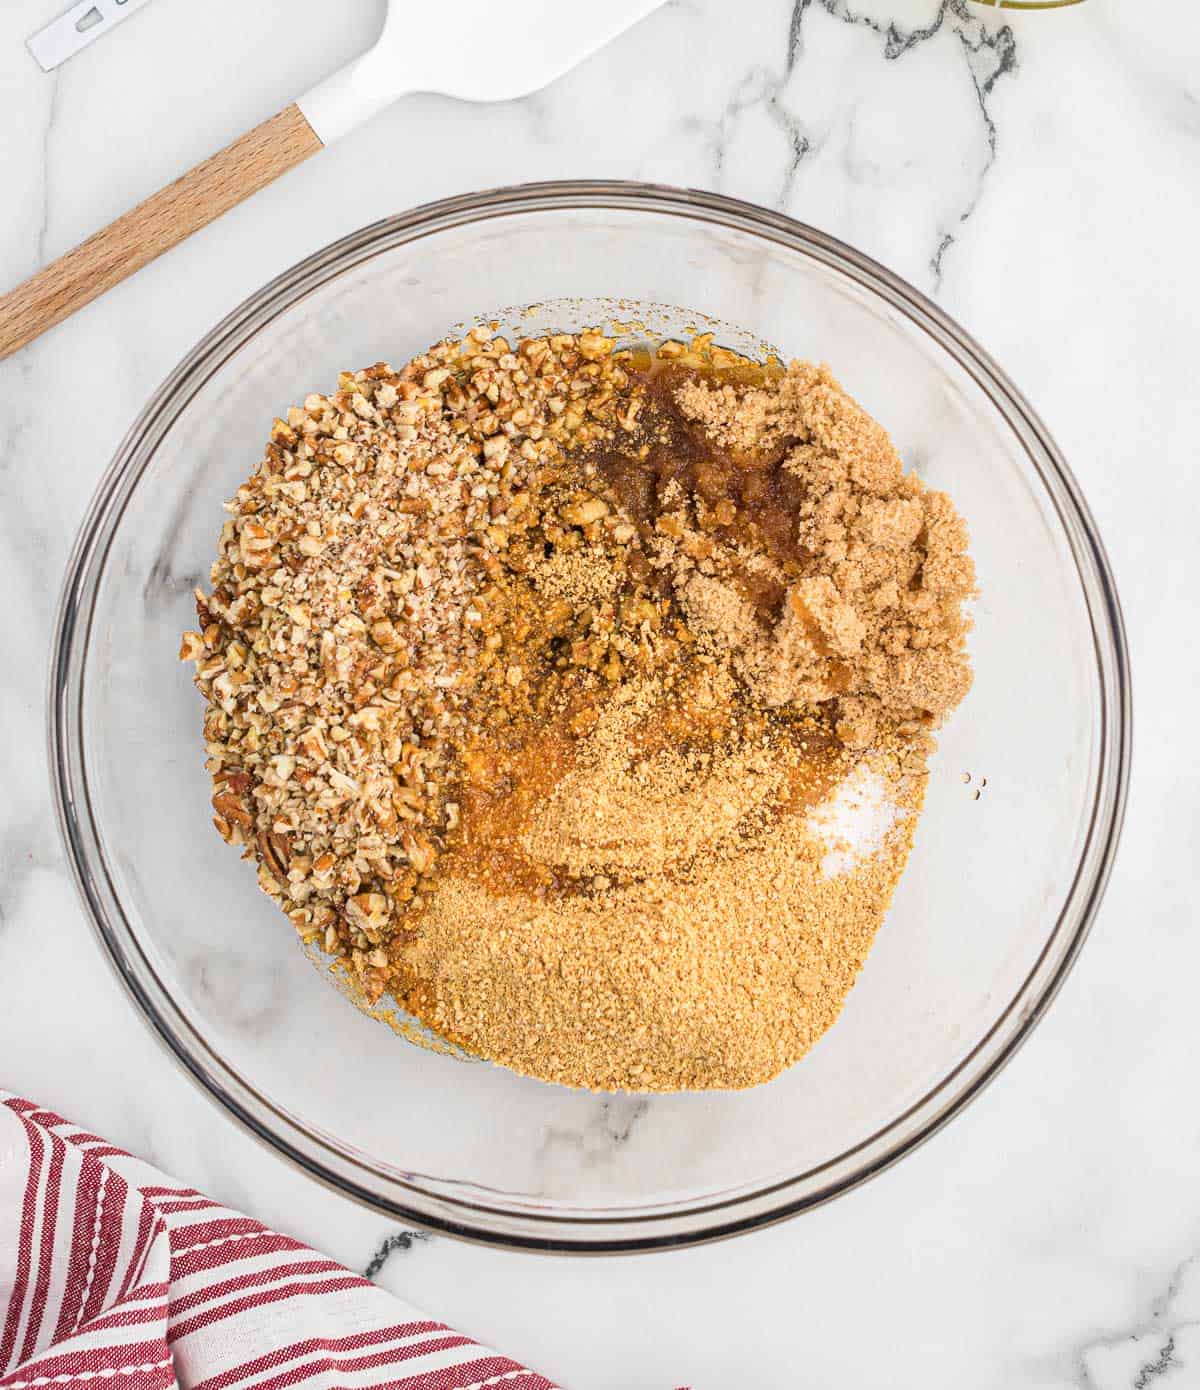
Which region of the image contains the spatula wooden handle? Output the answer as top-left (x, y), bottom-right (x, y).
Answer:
top-left (0, 104), bottom-right (323, 360)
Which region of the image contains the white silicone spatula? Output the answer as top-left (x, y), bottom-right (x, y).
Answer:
top-left (0, 0), bottom-right (667, 360)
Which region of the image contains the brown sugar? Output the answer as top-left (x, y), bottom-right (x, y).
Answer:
top-left (668, 361), bottom-right (975, 748)
top-left (182, 330), bottom-right (975, 1092)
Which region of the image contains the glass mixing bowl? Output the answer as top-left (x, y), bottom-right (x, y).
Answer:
top-left (50, 182), bottom-right (1129, 1252)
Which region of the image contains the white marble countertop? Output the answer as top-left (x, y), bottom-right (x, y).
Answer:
top-left (2, 0), bottom-right (1198, 1385)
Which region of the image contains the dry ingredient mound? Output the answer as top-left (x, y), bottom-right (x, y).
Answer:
top-left (182, 328), bottom-right (975, 1092)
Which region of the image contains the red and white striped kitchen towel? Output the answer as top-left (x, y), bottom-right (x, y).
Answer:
top-left (0, 1094), bottom-right (597, 1390)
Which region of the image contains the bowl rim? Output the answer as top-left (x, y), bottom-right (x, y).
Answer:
top-left (48, 178), bottom-right (1132, 1253)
